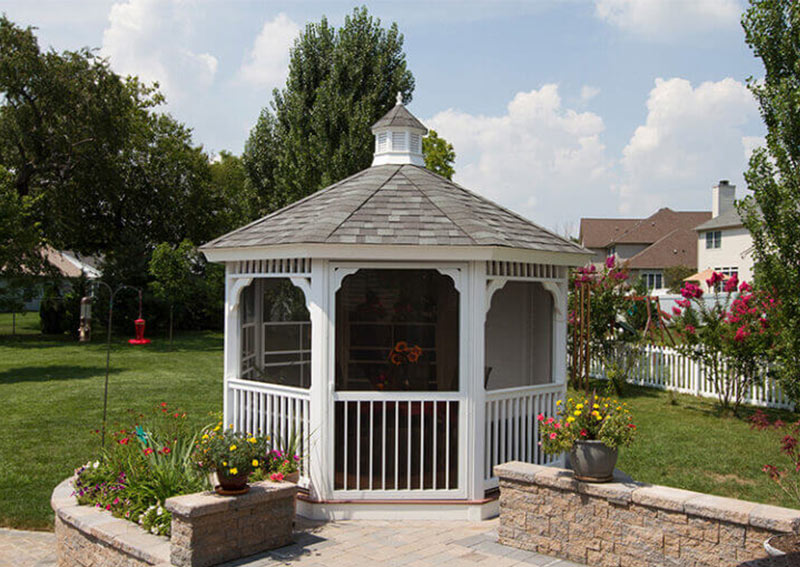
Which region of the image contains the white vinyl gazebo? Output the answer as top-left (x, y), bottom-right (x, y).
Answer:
top-left (200, 99), bottom-right (590, 519)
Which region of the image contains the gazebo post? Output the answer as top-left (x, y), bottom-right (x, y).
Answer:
top-left (467, 261), bottom-right (488, 507)
top-left (307, 259), bottom-right (332, 500)
top-left (223, 268), bottom-right (252, 428)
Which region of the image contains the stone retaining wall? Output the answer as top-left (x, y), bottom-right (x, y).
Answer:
top-left (52, 477), bottom-right (297, 567)
top-left (495, 461), bottom-right (800, 567)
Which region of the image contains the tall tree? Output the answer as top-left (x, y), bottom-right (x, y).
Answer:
top-left (209, 151), bottom-right (259, 231)
top-left (740, 0), bottom-right (800, 401)
top-left (422, 130), bottom-right (456, 180)
top-left (243, 7), bottom-right (415, 215)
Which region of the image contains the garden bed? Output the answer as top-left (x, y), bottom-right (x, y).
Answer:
top-left (52, 476), bottom-right (296, 567)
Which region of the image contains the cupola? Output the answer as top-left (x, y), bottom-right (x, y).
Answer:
top-left (371, 92), bottom-right (428, 166)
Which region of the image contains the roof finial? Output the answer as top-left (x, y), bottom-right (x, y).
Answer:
top-left (396, 91), bottom-right (403, 105)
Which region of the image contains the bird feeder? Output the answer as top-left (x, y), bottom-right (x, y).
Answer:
top-left (128, 289), bottom-right (151, 345)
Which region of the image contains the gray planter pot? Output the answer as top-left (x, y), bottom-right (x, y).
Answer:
top-left (569, 440), bottom-right (618, 483)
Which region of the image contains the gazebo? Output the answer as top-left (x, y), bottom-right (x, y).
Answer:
top-left (200, 98), bottom-right (590, 519)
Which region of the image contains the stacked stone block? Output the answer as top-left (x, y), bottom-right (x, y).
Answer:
top-left (495, 461), bottom-right (800, 567)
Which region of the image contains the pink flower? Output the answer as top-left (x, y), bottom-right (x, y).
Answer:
top-left (723, 275), bottom-right (739, 293)
top-left (735, 325), bottom-right (750, 342)
top-left (740, 281), bottom-right (752, 293)
top-left (705, 271), bottom-right (724, 288)
top-left (672, 307), bottom-right (682, 316)
top-left (537, 413), bottom-right (545, 422)
top-left (579, 429), bottom-right (588, 437)
top-left (612, 272), bottom-right (628, 281)
top-left (270, 472), bottom-right (285, 482)
top-left (119, 438), bottom-right (129, 445)
top-left (685, 325), bottom-right (696, 335)
top-left (549, 432), bottom-right (557, 440)
top-left (554, 422), bottom-right (562, 429)
top-left (545, 417), bottom-right (555, 425)
top-left (676, 299), bottom-right (690, 308)
top-left (143, 448), bottom-right (154, 456)
top-left (681, 283), bottom-right (703, 299)
top-left (605, 255), bottom-right (616, 269)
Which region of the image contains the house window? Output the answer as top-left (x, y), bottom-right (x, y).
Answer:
top-left (714, 266), bottom-right (738, 278)
top-left (642, 272), bottom-right (663, 290)
top-left (705, 231), bottom-right (722, 249)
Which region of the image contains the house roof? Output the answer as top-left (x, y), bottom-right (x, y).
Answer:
top-left (694, 207), bottom-right (743, 231)
top-left (202, 164), bottom-right (587, 255)
top-left (625, 228), bottom-right (698, 270)
top-left (579, 218), bottom-right (639, 249)
top-left (610, 208), bottom-right (711, 245)
top-left (372, 103), bottom-right (428, 132)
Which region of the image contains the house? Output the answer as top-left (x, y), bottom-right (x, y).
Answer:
top-left (200, 97), bottom-right (590, 520)
top-left (579, 208), bottom-right (711, 290)
top-left (693, 180), bottom-right (755, 289)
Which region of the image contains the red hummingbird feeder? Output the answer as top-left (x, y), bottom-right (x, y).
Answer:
top-left (128, 289), bottom-right (151, 345)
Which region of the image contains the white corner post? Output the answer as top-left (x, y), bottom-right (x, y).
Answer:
top-left (307, 260), bottom-right (331, 501)
top-left (543, 281), bottom-right (569, 387)
top-left (223, 270), bottom-right (252, 427)
top-left (466, 261), bottom-right (487, 508)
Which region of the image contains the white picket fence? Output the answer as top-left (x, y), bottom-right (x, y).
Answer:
top-left (590, 345), bottom-right (794, 410)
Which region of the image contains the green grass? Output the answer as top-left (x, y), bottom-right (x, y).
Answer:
top-left (575, 382), bottom-right (800, 510)
top-left (2, 312), bottom-right (798, 530)
top-left (0, 313), bottom-right (222, 530)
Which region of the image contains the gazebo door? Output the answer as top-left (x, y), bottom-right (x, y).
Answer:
top-left (330, 265), bottom-right (467, 499)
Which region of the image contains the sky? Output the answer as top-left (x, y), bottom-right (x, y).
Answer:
top-left (0, 0), bottom-right (767, 234)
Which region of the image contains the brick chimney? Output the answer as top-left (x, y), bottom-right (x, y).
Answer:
top-left (712, 180), bottom-right (735, 218)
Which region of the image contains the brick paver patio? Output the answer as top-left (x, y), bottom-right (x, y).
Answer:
top-left (2, 519), bottom-right (587, 567)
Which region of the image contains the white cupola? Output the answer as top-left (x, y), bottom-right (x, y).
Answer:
top-left (371, 92), bottom-right (428, 167)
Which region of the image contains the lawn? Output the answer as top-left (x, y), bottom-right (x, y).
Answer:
top-left (593, 383), bottom-right (799, 510)
top-left (2, 312), bottom-right (798, 531)
top-left (0, 313), bottom-right (223, 530)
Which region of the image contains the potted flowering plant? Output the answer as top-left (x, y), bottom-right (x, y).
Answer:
top-left (194, 424), bottom-right (268, 495)
top-left (538, 393), bottom-right (636, 482)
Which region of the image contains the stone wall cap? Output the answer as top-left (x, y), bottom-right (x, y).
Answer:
top-left (494, 461), bottom-right (549, 484)
top-left (532, 466), bottom-right (580, 492)
top-left (578, 479), bottom-right (644, 505)
top-left (750, 503), bottom-right (800, 533)
top-left (631, 485), bottom-right (699, 512)
top-left (684, 493), bottom-right (759, 525)
top-left (165, 481), bottom-right (298, 518)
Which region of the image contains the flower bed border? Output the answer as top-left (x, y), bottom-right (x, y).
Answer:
top-left (495, 461), bottom-right (800, 566)
top-left (52, 477), bottom-right (297, 567)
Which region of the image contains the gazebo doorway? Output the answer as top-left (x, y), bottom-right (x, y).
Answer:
top-left (332, 266), bottom-right (465, 498)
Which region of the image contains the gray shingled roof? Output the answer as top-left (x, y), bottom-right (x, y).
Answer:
top-left (372, 104), bottom-right (428, 132)
top-left (694, 207), bottom-right (743, 231)
top-left (202, 164), bottom-right (586, 255)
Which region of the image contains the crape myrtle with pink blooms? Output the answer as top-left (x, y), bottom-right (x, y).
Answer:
top-left (671, 272), bottom-right (777, 413)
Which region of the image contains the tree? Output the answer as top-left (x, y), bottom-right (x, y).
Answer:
top-left (209, 151), bottom-right (259, 231)
top-left (664, 265), bottom-right (695, 294)
top-left (243, 7), bottom-right (415, 215)
top-left (740, 0), bottom-right (800, 402)
top-left (148, 240), bottom-right (199, 345)
top-left (422, 130), bottom-right (456, 180)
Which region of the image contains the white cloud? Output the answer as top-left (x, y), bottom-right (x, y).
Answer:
top-left (594, 0), bottom-right (742, 37)
top-left (581, 86), bottom-right (601, 102)
top-left (239, 13), bottom-right (299, 90)
top-left (101, 0), bottom-right (218, 101)
top-left (426, 85), bottom-right (613, 228)
top-left (616, 77), bottom-right (759, 215)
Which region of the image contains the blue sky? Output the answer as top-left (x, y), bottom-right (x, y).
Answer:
top-left (0, 0), bottom-right (766, 233)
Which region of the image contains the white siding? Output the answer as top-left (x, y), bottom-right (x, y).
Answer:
top-left (696, 226), bottom-right (754, 285)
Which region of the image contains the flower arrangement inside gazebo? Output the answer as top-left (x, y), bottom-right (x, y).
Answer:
top-left (200, 98), bottom-right (589, 519)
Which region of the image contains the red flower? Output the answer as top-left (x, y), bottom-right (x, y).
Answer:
top-left (159, 447), bottom-right (171, 455)
top-left (270, 472), bottom-right (284, 482)
top-left (734, 325), bottom-right (750, 342)
top-left (739, 281), bottom-right (752, 293)
top-left (160, 402), bottom-right (167, 407)
top-left (537, 413), bottom-right (545, 422)
top-left (672, 307), bottom-right (682, 316)
top-left (579, 429), bottom-right (588, 437)
top-left (119, 438), bottom-right (129, 445)
top-left (705, 271), bottom-right (724, 288)
top-left (605, 255), bottom-right (616, 269)
top-left (723, 275), bottom-right (739, 293)
top-left (628, 423), bottom-right (636, 429)
top-left (685, 325), bottom-right (696, 335)
top-left (143, 448), bottom-right (154, 456)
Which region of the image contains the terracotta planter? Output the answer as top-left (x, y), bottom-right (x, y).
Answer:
top-left (215, 468), bottom-right (250, 495)
top-left (284, 471), bottom-right (300, 484)
top-left (569, 440), bottom-right (618, 483)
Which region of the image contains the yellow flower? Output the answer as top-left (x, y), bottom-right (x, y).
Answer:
top-left (567, 416), bottom-right (575, 423)
top-left (201, 434), bottom-right (209, 440)
top-left (556, 400), bottom-right (562, 406)
top-left (229, 424), bottom-right (234, 429)
top-left (568, 398), bottom-right (573, 403)
top-left (229, 467), bottom-right (238, 475)
top-left (222, 461), bottom-right (227, 466)
top-left (252, 459), bottom-right (259, 467)
top-left (576, 403), bottom-right (584, 410)
top-left (596, 415), bottom-right (603, 421)
top-left (247, 437), bottom-right (257, 444)
top-left (230, 444), bottom-right (237, 451)
top-left (593, 404), bottom-right (600, 409)
top-left (213, 425), bottom-right (220, 431)
top-left (574, 410), bottom-right (582, 416)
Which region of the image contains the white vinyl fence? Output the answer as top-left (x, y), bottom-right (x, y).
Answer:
top-left (590, 345), bottom-right (793, 410)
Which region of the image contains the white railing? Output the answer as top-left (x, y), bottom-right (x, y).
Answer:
top-left (228, 379), bottom-right (312, 479)
top-left (590, 345), bottom-right (793, 410)
top-left (332, 392), bottom-right (463, 497)
top-left (484, 382), bottom-right (565, 489)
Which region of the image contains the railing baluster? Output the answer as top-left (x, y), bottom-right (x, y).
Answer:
top-left (432, 401), bottom-right (437, 490)
top-left (343, 401), bottom-right (348, 491)
top-left (356, 401), bottom-right (361, 491)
